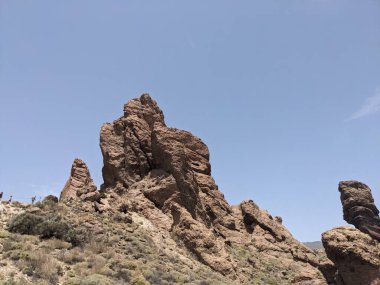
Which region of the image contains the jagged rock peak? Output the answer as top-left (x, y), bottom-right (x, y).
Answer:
top-left (100, 94), bottom-right (166, 190)
top-left (97, 94), bottom-right (331, 283)
top-left (123, 93), bottom-right (166, 128)
top-left (60, 158), bottom-right (99, 202)
top-left (339, 180), bottom-right (380, 241)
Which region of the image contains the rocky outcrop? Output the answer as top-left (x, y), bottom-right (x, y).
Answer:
top-left (60, 159), bottom-right (99, 202)
top-left (322, 227), bottom-right (380, 285)
top-left (97, 94), bottom-right (330, 284)
top-left (339, 180), bottom-right (380, 241)
top-left (322, 181), bottom-right (380, 285)
top-left (100, 94), bottom-right (165, 190)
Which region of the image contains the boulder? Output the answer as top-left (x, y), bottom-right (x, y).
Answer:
top-left (322, 226), bottom-right (380, 285)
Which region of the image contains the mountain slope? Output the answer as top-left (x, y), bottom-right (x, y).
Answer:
top-left (0, 94), bottom-right (334, 284)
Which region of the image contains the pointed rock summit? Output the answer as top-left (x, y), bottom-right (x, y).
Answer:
top-left (60, 158), bottom-right (99, 202)
top-left (100, 93), bottom-right (165, 189)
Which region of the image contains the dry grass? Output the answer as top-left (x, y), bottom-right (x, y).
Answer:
top-left (1, 202), bottom-right (237, 285)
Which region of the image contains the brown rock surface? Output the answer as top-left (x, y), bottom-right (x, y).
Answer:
top-left (60, 158), bottom-right (99, 202)
top-left (322, 180), bottom-right (380, 285)
top-left (97, 94), bottom-right (330, 284)
top-left (100, 94), bottom-right (165, 190)
top-left (339, 180), bottom-right (380, 241)
top-left (322, 226), bottom-right (380, 285)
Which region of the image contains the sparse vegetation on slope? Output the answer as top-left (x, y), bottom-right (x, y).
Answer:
top-left (0, 200), bottom-right (235, 285)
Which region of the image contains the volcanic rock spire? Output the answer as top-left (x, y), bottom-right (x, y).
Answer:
top-left (95, 94), bottom-right (331, 283)
top-left (60, 158), bottom-right (99, 202)
top-left (322, 181), bottom-right (380, 285)
top-left (339, 180), bottom-right (380, 241)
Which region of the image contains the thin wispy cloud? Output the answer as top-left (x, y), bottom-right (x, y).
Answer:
top-left (347, 88), bottom-right (380, 121)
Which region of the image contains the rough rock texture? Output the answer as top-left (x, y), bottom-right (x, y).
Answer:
top-left (96, 94), bottom-right (331, 284)
top-left (60, 158), bottom-right (99, 202)
top-left (100, 94), bottom-right (165, 190)
top-left (322, 181), bottom-right (380, 285)
top-left (339, 180), bottom-right (380, 241)
top-left (322, 227), bottom-right (380, 285)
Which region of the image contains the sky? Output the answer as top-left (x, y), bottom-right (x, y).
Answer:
top-left (1, 0), bottom-right (379, 242)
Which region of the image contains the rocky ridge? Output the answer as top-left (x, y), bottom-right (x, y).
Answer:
top-left (0, 94), bottom-right (341, 285)
top-left (67, 94), bottom-right (331, 284)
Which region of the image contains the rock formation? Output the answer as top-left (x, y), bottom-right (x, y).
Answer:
top-left (322, 181), bottom-right (380, 285)
top-left (60, 158), bottom-right (99, 202)
top-left (54, 94), bottom-right (338, 283)
top-left (339, 180), bottom-right (380, 241)
top-left (90, 94), bottom-right (331, 283)
top-left (323, 227), bottom-right (380, 285)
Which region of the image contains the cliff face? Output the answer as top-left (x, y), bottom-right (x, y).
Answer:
top-left (322, 181), bottom-right (380, 285)
top-left (91, 94), bottom-right (330, 284)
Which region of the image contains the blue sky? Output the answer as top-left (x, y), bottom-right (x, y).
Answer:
top-left (1, 1), bottom-right (379, 241)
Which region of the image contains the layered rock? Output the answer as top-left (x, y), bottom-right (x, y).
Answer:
top-left (60, 158), bottom-right (99, 202)
top-left (339, 180), bottom-right (380, 241)
top-left (322, 181), bottom-right (380, 285)
top-left (96, 94), bottom-right (330, 284)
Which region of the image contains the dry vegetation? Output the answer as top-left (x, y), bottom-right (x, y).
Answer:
top-left (0, 200), bottom-right (234, 285)
top-left (0, 199), bottom-right (314, 285)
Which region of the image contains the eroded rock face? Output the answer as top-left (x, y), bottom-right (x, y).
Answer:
top-left (100, 94), bottom-right (165, 189)
top-left (339, 180), bottom-right (380, 241)
top-left (60, 158), bottom-right (99, 202)
top-left (322, 181), bottom-right (380, 285)
top-left (322, 226), bottom-right (380, 285)
top-left (97, 94), bottom-right (329, 283)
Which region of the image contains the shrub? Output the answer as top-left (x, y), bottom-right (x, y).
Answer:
top-left (7, 212), bottom-right (79, 245)
top-left (80, 274), bottom-right (115, 285)
top-left (37, 215), bottom-right (70, 239)
top-left (63, 279), bottom-right (81, 285)
top-left (0, 279), bottom-right (28, 285)
top-left (0, 230), bottom-right (10, 238)
top-left (18, 251), bottom-right (60, 284)
top-left (37, 215), bottom-right (79, 245)
top-left (7, 213), bottom-right (43, 235)
top-left (144, 269), bottom-right (163, 284)
top-left (58, 247), bottom-right (85, 264)
top-left (114, 268), bottom-right (131, 282)
top-left (131, 275), bottom-right (150, 285)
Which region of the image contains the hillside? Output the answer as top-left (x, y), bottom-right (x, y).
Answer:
top-left (2, 94), bottom-right (378, 285)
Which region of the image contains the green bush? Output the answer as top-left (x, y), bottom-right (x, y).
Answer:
top-left (7, 212), bottom-right (79, 245)
top-left (7, 213), bottom-right (43, 235)
top-left (37, 215), bottom-right (70, 239)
